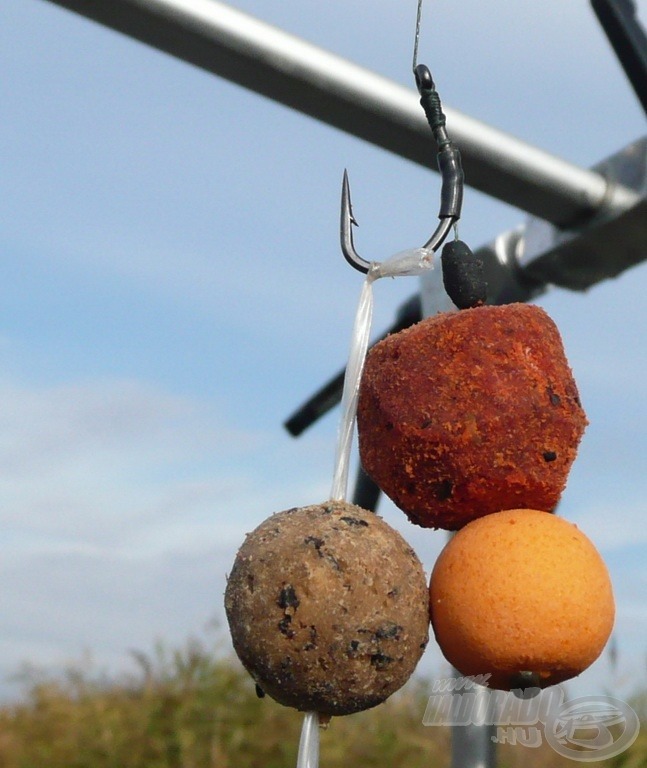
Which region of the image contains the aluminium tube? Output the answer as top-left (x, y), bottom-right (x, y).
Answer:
top-left (44, 0), bottom-right (637, 225)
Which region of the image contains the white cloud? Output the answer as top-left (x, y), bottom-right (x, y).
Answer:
top-left (0, 374), bottom-right (341, 549)
top-left (0, 378), bottom-right (263, 546)
top-left (0, 544), bottom-right (236, 700)
top-left (0, 373), bottom-right (332, 695)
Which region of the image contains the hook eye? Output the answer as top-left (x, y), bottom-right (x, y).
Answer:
top-left (414, 63), bottom-right (434, 94)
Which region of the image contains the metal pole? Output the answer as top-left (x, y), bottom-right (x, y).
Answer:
top-left (592, 0), bottom-right (647, 116)
top-left (451, 685), bottom-right (496, 768)
top-left (44, 0), bottom-right (636, 225)
top-left (422, 269), bottom-right (498, 768)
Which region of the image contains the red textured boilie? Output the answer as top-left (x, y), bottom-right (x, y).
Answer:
top-left (357, 303), bottom-right (588, 529)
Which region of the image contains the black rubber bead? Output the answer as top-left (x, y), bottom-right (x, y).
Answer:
top-left (510, 671), bottom-right (541, 699)
top-left (441, 239), bottom-right (487, 309)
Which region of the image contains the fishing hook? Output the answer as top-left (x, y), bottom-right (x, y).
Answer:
top-left (340, 64), bottom-right (464, 275)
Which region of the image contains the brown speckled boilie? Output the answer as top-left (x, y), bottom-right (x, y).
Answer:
top-left (224, 501), bottom-right (429, 716)
top-left (357, 303), bottom-right (588, 529)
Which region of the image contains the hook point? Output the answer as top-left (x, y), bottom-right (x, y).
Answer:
top-left (342, 169), bottom-right (359, 227)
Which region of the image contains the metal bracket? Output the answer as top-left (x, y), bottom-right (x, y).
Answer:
top-left (519, 138), bottom-right (646, 291)
top-left (422, 137), bottom-right (646, 309)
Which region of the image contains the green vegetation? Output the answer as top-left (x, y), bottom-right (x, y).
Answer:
top-left (0, 635), bottom-right (643, 768)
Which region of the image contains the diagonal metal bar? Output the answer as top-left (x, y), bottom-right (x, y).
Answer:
top-left (592, 0), bottom-right (647, 117)
top-left (43, 0), bottom-right (637, 226)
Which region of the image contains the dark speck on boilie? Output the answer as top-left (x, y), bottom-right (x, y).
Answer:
top-left (278, 585), bottom-right (300, 610)
top-left (340, 516), bottom-right (369, 527)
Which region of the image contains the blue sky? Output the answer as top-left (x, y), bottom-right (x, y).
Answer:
top-left (1, 0), bottom-right (646, 704)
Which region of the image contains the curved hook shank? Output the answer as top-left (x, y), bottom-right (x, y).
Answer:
top-left (341, 170), bottom-right (456, 271)
top-left (422, 216), bottom-right (455, 252)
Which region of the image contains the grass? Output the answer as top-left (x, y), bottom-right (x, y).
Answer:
top-left (0, 635), bottom-right (643, 768)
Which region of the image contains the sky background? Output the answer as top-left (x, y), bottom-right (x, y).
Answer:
top-left (1, 0), bottom-right (646, 706)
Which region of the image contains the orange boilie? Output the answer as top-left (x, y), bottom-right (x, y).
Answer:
top-left (429, 509), bottom-right (615, 690)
